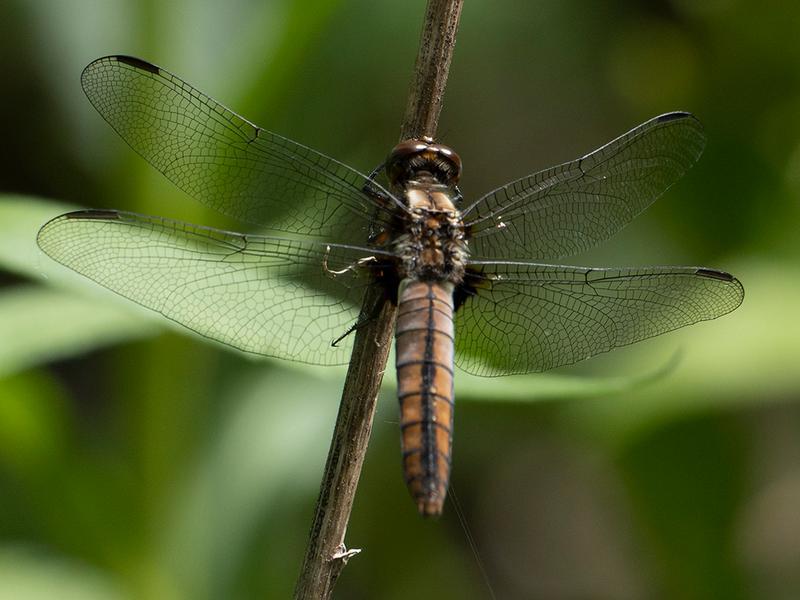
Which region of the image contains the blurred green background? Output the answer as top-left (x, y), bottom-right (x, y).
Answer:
top-left (1, 1), bottom-right (798, 598)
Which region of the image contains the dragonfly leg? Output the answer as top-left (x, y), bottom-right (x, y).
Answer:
top-left (330, 283), bottom-right (390, 347)
top-left (362, 161), bottom-right (390, 197)
top-left (361, 160), bottom-right (398, 245)
top-left (331, 313), bottom-right (375, 347)
top-left (331, 321), bottom-right (358, 347)
top-left (322, 245), bottom-right (354, 276)
top-left (322, 246), bottom-right (378, 278)
top-left (366, 161), bottom-right (386, 181)
top-left (452, 184), bottom-right (464, 205)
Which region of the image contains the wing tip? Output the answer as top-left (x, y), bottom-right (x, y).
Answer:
top-left (655, 111), bottom-right (704, 134)
top-left (37, 210), bottom-right (123, 251)
top-left (114, 55), bottom-right (161, 74)
top-left (661, 110), bottom-right (704, 133)
top-left (654, 110), bottom-right (706, 160)
top-left (657, 111), bottom-right (695, 123)
top-left (81, 55), bottom-right (161, 85)
top-left (695, 267), bottom-right (734, 281)
top-left (696, 267), bottom-right (745, 311)
top-left (65, 209), bottom-right (122, 220)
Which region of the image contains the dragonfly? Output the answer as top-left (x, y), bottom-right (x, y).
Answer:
top-left (37, 55), bottom-right (744, 516)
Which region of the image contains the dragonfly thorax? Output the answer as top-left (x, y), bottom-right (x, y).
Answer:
top-left (394, 182), bottom-right (467, 283)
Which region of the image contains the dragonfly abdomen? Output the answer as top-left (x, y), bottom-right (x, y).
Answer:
top-left (395, 278), bottom-right (455, 516)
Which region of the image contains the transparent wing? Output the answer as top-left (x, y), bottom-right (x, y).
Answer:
top-left (454, 262), bottom-right (744, 376)
top-left (81, 56), bottom-right (405, 245)
top-left (462, 113), bottom-right (706, 260)
top-left (37, 210), bottom-right (393, 364)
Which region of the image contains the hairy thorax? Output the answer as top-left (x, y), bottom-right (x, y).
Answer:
top-left (394, 178), bottom-right (468, 283)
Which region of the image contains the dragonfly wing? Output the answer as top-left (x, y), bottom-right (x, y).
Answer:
top-left (37, 210), bottom-right (391, 364)
top-left (454, 261), bottom-right (744, 376)
top-left (81, 56), bottom-right (404, 245)
top-left (463, 113), bottom-right (706, 260)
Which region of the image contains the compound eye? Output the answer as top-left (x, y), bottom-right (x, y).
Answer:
top-left (385, 139), bottom-right (462, 185)
top-left (386, 140), bottom-right (429, 184)
top-left (430, 144), bottom-right (462, 184)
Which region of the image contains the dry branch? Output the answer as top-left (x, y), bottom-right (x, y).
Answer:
top-left (293, 2), bottom-right (463, 598)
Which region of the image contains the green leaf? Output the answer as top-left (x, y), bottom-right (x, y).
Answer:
top-left (0, 547), bottom-right (124, 600)
top-left (0, 194), bottom-right (161, 313)
top-left (454, 352), bottom-right (679, 403)
top-left (0, 286), bottom-right (157, 378)
top-left (0, 195), bottom-right (159, 372)
top-left (0, 194), bottom-right (157, 306)
top-left (0, 195), bottom-right (78, 284)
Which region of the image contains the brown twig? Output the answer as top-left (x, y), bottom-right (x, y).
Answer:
top-left (293, 1), bottom-right (463, 598)
top-left (401, 0), bottom-right (464, 140)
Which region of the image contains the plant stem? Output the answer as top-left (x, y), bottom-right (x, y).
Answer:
top-left (293, 2), bottom-right (463, 598)
top-left (401, 0), bottom-right (464, 140)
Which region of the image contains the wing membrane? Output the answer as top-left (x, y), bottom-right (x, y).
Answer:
top-left (81, 56), bottom-right (404, 245)
top-left (463, 113), bottom-right (706, 260)
top-left (37, 210), bottom-right (391, 364)
top-left (454, 262), bottom-right (744, 376)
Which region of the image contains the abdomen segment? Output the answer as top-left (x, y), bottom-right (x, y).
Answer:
top-left (395, 279), bottom-right (455, 516)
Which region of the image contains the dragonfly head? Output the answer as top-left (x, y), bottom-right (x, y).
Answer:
top-left (386, 138), bottom-right (462, 187)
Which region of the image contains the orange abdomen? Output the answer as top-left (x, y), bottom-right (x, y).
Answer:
top-left (395, 279), bottom-right (455, 516)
